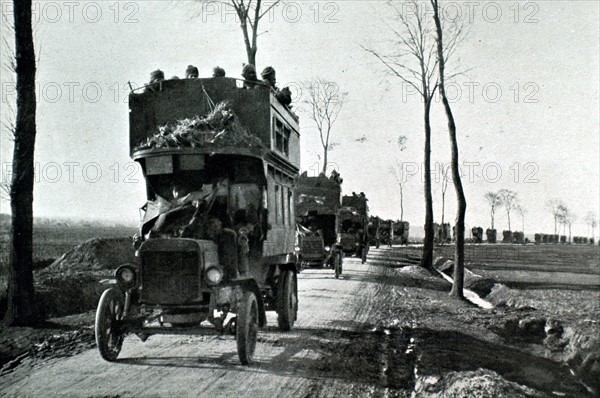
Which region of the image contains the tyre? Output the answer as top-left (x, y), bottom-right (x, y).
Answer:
top-left (236, 291), bottom-right (258, 365)
top-left (95, 288), bottom-right (125, 362)
top-left (276, 270), bottom-right (298, 331)
top-left (334, 251), bottom-right (341, 279)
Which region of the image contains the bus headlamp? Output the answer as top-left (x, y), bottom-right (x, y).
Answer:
top-left (116, 265), bottom-right (136, 288)
top-left (205, 266), bottom-right (224, 286)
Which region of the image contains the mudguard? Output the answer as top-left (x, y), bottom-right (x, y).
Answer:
top-left (217, 278), bottom-right (267, 327)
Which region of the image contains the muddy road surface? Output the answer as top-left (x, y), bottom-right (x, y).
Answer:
top-left (1, 248), bottom-right (592, 397)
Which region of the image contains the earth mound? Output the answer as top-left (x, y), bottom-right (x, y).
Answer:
top-left (35, 237), bottom-right (136, 318)
top-left (45, 237), bottom-right (136, 274)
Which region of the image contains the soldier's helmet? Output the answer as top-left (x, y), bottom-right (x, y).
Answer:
top-left (149, 69), bottom-right (165, 83)
top-left (213, 66), bottom-right (226, 77)
top-left (186, 65), bottom-right (199, 79)
top-left (242, 64), bottom-right (257, 81)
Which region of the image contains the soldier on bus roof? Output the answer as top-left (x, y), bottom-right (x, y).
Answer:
top-left (261, 66), bottom-right (277, 89)
top-left (186, 65), bottom-right (199, 79)
top-left (261, 66), bottom-right (292, 106)
top-left (241, 64), bottom-right (258, 88)
top-left (143, 69), bottom-right (165, 93)
top-left (213, 66), bottom-right (226, 77)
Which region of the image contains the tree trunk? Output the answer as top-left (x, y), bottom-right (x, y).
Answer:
top-left (400, 184), bottom-right (404, 221)
top-left (247, 47), bottom-right (256, 67)
top-left (421, 99), bottom-right (434, 271)
top-left (432, 0), bottom-right (466, 299)
top-left (507, 212), bottom-right (511, 231)
top-left (491, 209), bottom-right (494, 229)
top-left (4, 0), bottom-right (39, 325)
top-left (441, 193), bottom-right (445, 226)
top-left (322, 147), bottom-right (328, 174)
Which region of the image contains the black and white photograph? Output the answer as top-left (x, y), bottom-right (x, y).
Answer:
top-left (0, 0), bottom-right (598, 396)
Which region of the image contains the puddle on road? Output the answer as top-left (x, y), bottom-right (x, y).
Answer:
top-left (435, 269), bottom-right (494, 309)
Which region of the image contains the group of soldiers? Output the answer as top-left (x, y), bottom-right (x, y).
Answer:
top-left (143, 63), bottom-right (292, 106)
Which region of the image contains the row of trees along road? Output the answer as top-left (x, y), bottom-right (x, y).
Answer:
top-left (484, 192), bottom-right (597, 242)
top-left (546, 200), bottom-right (596, 242)
top-left (485, 190), bottom-right (524, 233)
top-left (364, 0), bottom-right (468, 298)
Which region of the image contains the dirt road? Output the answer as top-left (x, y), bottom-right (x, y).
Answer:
top-left (1, 248), bottom-right (592, 397)
top-left (1, 255), bottom-right (390, 397)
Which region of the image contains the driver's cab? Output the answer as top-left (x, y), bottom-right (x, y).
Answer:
top-left (136, 151), bottom-right (267, 254)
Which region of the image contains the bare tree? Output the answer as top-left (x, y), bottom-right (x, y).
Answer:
top-left (363, 0), bottom-right (439, 270)
top-left (195, 0), bottom-right (281, 67)
top-left (584, 211), bottom-right (598, 239)
top-left (440, 163), bottom-right (450, 230)
top-left (484, 191), bottom-right (502, 230)
top-left (498, 189), bottom-right (518, 231)
top-left (302, 79), bottom-right (346, 174)
top-left (557, 205), bottom-right (575, 243)
top-left (4, 0), bottom-right (39, 325)
top-left (431, 0), bottom-right (468, 298)
top-left (546, 199), bottom-right (566, 236)
top-left (565, 209), bottom-right (575, 243)
top-left (391, 162), bottom-right (405, 221)
top-left (516, 203), bottom-right (526, 234)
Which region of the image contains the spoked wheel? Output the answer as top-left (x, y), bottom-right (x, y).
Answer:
top-left (236, 291), bottom-right (258, 365)
top-left (276, 270), bottom-right (298, 331)
top-left (95, 288), bottom-right (125, 362)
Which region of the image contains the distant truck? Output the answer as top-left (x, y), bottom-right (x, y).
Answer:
top-left (295, 172), bottom-right (344, 277)
top-left (339, 192), bottom-right (369, 261)
top-left (95, 77), bottom-right (300, 365)
top-left (368, 217), bottom-right (393, 248)
top-left (392, 220), bottom-right (410, 245)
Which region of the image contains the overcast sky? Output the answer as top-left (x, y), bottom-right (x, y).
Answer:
top-left (0, 0), bottom-right (598, 237)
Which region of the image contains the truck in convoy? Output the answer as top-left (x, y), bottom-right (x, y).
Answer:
top-left (369, 217), bottom-right (393, 248)
top-left (392, 220), bottom-right (410, 245)
top-left (95, 76), bottom-right (300, 365)
top-left (295, 172), bottom-right (344, 277)
top-left (339, 192), bottom-right (369, 262)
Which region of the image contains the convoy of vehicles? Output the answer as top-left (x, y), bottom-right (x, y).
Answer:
top-left (95, 77), bottom-right (300, 365)
top-left (96, 73), bottom-right (414, 366)
top-left (295, 172), bottom-right (344, 277)
top-left (369, 217), bottom-right (410, 247)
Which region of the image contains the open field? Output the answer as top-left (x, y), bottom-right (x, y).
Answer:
top-left (435, 243), bottom-right (600, 291)
top-left (0, 218), bottom-right (137, 303)
top-left (0, 216), bottom-right (137, 263)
